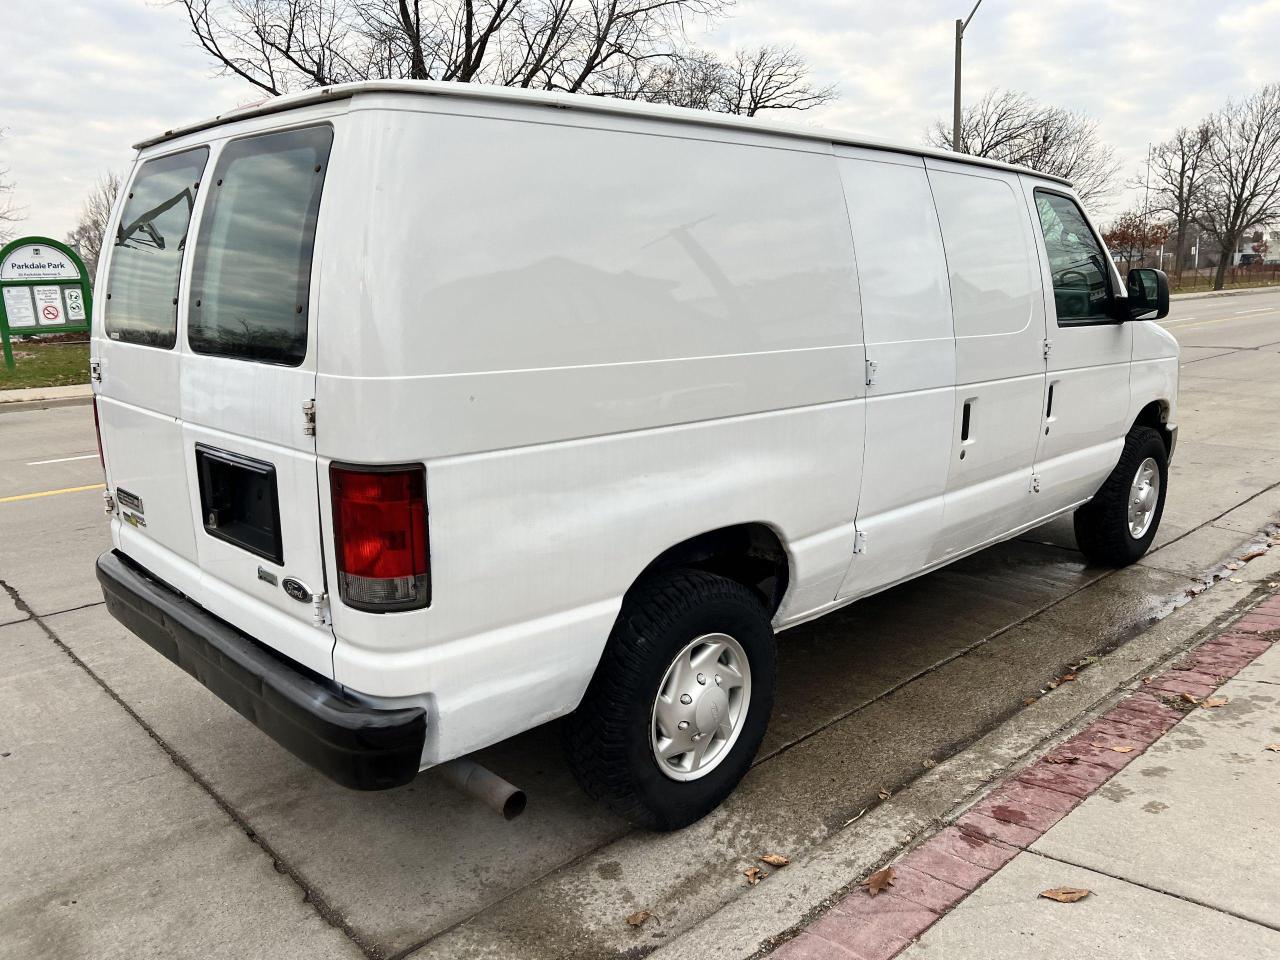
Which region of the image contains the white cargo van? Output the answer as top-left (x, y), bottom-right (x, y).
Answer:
top-left (94, 81), bottom-right (1178, 829)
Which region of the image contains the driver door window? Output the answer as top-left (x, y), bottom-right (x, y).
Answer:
top-left (1034, 191), bottom-right (1111, 325)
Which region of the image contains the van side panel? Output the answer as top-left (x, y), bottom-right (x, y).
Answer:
top-left (925, 160), bottom-right (1049, 555)
top-left (316, 103), bottom-right (867, 761)
top-left (832, 148), bottom-right (956, 599)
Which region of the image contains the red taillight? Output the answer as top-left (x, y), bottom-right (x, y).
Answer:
top-left (330, 464), bottom-right (430, 612)
top-left (92, 396), bottom-right (105, 473)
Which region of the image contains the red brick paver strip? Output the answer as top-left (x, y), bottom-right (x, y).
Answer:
top-left (769, 596), bottom-right (1278, 960)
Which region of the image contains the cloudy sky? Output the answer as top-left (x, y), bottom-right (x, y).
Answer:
top-left (3, 0), bottom-right (1278, 240)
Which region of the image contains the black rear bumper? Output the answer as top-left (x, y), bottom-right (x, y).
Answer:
top-left (96, 550), bottom-right (426, 790)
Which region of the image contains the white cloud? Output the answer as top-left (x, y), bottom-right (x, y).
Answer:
top-left (1, 0), bottom-right (1276, 237)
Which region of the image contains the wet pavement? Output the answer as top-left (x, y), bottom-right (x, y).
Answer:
top-left (2, 290), bottom-right (1279, 959)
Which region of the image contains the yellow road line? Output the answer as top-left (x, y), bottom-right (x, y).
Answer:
top-left (0, 483), bottom-right (104, 505)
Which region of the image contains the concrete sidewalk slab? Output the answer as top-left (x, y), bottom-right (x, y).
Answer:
top-left (897, 853), bottom-right (1280, 960)
top-left (0, 618), bottom-right (363, 960)
top-left (1236, 640), bottom-right (1280, 684)
top-left (1030, 672), bottom-right (1280, 928)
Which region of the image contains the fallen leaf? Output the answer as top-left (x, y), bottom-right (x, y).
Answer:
top-left (1142, 676), bottom-right (1154, 685)
top-left (759, 854), bottom-right (790, 868)
top-left (1059, 673), bottom-right (1077, 683)
top-left (1046, 680), bottom-right (1060, 690)
top-left (1045, 754), bottom-right (1080, 765)
top-left (922, 758), bottom-right (937, 769)
top-left (1024, 697), bottom-right (1038, 706)
top-left (1109, 745), bottom-right (1134, 753)
top-left (1180, 693), bottom-right (1202, 705)
top-left (625, 911), bottom-right (652, 928)
top-left (1229, 577), bottom-right (1244, 584)
top-left (863, 866), bottom-right (896, 897)
top-left (743, 866), bottom-right (767, 886)
top-left (1202, 696), bottom-right (1229, 709)
top-left (1225, 561), bottom-right (1242, 571)
top-left (1265, 744), bottom-right (1280, 752)
top-left (1040, 887), bottom-right (1091, 903)
top-left (1240, 548), bottom-right (1267, 562)
top-left (878, 788), bottom-right (892, 801)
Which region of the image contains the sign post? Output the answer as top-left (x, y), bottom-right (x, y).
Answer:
top-left (0, 236), bottom-right (94, 371)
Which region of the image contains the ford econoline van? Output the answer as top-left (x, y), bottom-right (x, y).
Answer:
top-left (93, 81), bottom-right (1178, 830)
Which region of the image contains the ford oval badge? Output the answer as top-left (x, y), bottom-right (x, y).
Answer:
top-left (282, 578), bottom-right (311, 603)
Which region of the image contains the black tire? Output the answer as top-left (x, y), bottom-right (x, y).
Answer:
top-left (563, 569), bottom-right (776, 831)
top-left (1073, 425), bottom-right (1168, 566)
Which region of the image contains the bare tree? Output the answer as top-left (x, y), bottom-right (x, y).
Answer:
top-left (1133, 124), bottom-right (1211, 279)
top-left (1196, 83), bottom-right (1280, 290)
top-left (0, 130), bottom-right (22, 244)
top-left (927, 89), bottom-right (1119, 205)
top-left (615, 43), bottom-right (834, 115)
top-left (66, 172), bottom-right (123, 278)
top-left (718, 45), bottom-right (835, 117)
top-left (173, 1), bottom-right (834, 116)
top-left (178, 0), bottom-right (723, 94)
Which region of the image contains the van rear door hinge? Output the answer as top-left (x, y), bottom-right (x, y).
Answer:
top-left (853, 529), bottom-right (868, 554)
top-left (311, 592), bottom-right (331, 627)
top-left (1029, 474), bottom-right (1042, 494)
top-left (90, 360), bottom-right (102, 383)
top-left (1043, 339), bottom-right (1053, 360)
top-left (864, 359), bottom-right (878, 387)
top-left (302, 399), bottom-right (316, 436)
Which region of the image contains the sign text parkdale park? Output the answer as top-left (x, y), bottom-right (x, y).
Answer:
top-left (0, 236), bottom-right (93, 371)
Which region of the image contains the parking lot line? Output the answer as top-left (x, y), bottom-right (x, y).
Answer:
top-left (26, 453), bottom-right (99, 466)
top-left (0, 483), bottom-right (104, 505)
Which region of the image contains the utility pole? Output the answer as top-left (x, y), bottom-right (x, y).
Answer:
top-left (953, 0), bottom-right (985, 153)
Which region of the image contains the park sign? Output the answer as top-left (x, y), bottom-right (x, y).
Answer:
top-left (1, 236), bottom-right (93, 371)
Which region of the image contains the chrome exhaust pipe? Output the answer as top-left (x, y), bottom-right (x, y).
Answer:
top-left (438, 758), bottom-right (527, 820)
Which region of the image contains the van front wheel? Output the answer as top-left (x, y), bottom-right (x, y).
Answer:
top-left (564, 569), bottom-right (775, 831)
top-left (1073, 425), bottom-right (1168, 566)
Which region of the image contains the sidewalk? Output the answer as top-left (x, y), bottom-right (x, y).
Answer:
top-left (0, 383), bottom-right (92, 408)
top-left (772, 593), bottom-right (1280, 960)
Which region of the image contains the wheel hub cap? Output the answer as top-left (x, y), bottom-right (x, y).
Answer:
top-left (650, 632), bottom-right (751, 782)
top-left (1127, 456), bottom-right (1161, 540)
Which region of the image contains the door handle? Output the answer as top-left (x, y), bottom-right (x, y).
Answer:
top-left (960, 398), bottom-right (976, 459)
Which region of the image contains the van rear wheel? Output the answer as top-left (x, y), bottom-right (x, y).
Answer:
top-left (1073, 425), bottom-right (1168, 566)
top-left (563, 569), bottom-right (775, 831)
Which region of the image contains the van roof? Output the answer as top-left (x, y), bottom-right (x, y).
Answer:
top-left (134, 79), bottom-right (1074, 189)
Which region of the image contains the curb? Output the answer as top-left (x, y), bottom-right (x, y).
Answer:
top-left (770, 593), bottom-right (1280, 960)
top-left (1171, 285), bottom-right (1279, 302)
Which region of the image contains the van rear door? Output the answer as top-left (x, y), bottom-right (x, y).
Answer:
top-left (179, 125), bottom-right (334, 653)
top-left (98, 124), bottom-right (336, 677)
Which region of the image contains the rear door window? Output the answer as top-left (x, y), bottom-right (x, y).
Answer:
top-left (105, 148), bottom-right (208, 348)
top-left (188, 125), bottom-right (332, 366)
top-left (1034, 191), bottom-right (1112, 325)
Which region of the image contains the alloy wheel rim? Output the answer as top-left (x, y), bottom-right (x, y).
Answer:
top-left (650, 632), bottom-right (751, 782)
top-left (1128, 456), bottom-right (1161, 540)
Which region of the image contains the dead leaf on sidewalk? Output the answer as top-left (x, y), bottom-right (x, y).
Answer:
top-left (1045, 754), bottom-right (1080, 765)
top-left (878, 787), bottom-right (892, 801)
top-left (1180, 693), bottom-right (1202, 705)
top-left (760, 854), bottom-right (790, 867)
top-left (1225, 561), bottom-right (1242, 570)
top-left (1265, 744), bottom-right (1280, 752)
top-left (1109, 745), bottom-right (1135, 753)
top-left (1229, 577), bottom-right (1244, 584)
top-left (744, 866), bottom-right (767, 886)
top-left (625, 911), bottom-right (652, 927)
top-left (1040, 887), bottom-right (1091, 903)
top-left (863, 866), bottom-right (896, 897)
top-left (1239, 548), bottom-right (1267, 562)
top-left (1202, 696), bottom-right (1229, 709)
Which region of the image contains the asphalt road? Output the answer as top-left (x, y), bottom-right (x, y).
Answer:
top-left (2, 288), bottom-right (1280, 960)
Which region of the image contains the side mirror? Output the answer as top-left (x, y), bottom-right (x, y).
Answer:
top-left (1124, 267), bottom-right (1170, 321)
